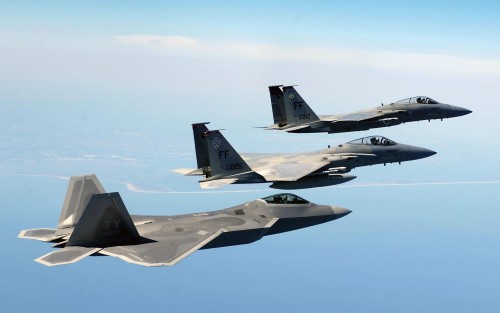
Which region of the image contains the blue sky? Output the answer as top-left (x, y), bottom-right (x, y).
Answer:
top-left (1, 1), bottom-right (500, 312)
top-left (2, 0), bottom-right (500, 56)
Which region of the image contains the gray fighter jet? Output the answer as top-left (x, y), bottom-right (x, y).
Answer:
top-left (18, 174), bottom-right (351, 267)
top-left (266, 85), bottom-right (472, 133)
top-left (174, 123), bottom-right (435, 189)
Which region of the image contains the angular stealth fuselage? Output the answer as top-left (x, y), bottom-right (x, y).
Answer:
top-left (130, 195), bottom-right (350, 250)
top-left (267, 86), bottom-right (472, 134)
top-left (19, 175), bottom-right (350, 267)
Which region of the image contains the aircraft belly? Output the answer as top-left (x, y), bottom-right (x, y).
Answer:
top-left (288, 126), bottom-right (330, 133)
top-left (200, 228), bottom-right (270, 249)
top-left (329, 120), bottom-right (402, 133)
top-left (265, 215), bottom-right (338, 236)
top-left (233, 174), bottom-right (267, 184)
top-left (270, 176), bottom-right (355, 189)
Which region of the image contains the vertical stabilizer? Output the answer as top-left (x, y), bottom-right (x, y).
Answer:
top-left (282, 86), bottom-right (319, 125)
top-left (192, 122), bottom-right (211, 169)
top-left (56, 174), bottom-right (105, 232)
top-left (67, 192), bottom-right (140, 247)
top-left (204, 130), bottom-right (252, 177)
top-left (268, 85), bottom-right (286, 125)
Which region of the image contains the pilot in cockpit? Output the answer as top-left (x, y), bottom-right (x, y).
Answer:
top-left (370, 137), bottom-right (379, 145)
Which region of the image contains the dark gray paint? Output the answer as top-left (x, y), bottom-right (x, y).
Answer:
top-left (266, 86), bottom-right (472, 133)
top-left (19, 175), bottom-right (351, 267)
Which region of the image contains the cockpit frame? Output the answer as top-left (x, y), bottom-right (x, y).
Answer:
top-left (347, 136), bottom-right (396, 146)
top-left (392, 96), bottom-right (439, 105)
top-left (261, 193), bottom-right (310, 204)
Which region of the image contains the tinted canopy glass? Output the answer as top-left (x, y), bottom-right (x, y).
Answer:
top-left (393, 96), bottom-right (439, 105)
top-left (347, 136), bottom-right (396, 146)
top-left (261, 193), bottom-right (310, 204)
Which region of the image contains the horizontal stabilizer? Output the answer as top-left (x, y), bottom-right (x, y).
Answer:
top-left (18, 228), bottom-right (60, 242)
top-left (261, 123), bottom-right (283, 130)
top-left (283, 124), bottom-right (312, 132)
top-left (199, 178), bottom-right (238, 189)
top-left (35, 246), bottom-right (102, 266)
top-left (173, 168), bottom-right (205, 176)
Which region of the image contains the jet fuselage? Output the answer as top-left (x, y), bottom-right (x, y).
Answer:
top-left (129, 197), bottom-right (349, 250)
top-left (288, 100), bottom-right (472, 134)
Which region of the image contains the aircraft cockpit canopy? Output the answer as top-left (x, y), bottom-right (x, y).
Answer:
top-left (261, 193), bottom-right (310, 204)
top-left (347, 136), bottom-right (396, 146)
top-left (393, 96), bottom-right (439, 105)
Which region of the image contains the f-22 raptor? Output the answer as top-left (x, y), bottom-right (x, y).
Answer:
top-left (266, 85), bottom-right (472, 133)
top-left (175, 123), bottom-right (435, 189)
top-left (19, 174), bottom-right (351, 267)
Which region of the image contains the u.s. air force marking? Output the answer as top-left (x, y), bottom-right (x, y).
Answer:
top-left (212, 137), bottom-right (222, 149)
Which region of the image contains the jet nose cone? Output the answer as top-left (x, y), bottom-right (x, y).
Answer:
top-left (331, 206), bottom-right (352, 218)
top-left (418, 147), bottom-right (437, 159)
top-left (451, 106), bottom-right (473, 117)
top-left (405, 146), bottom-right (436, 161)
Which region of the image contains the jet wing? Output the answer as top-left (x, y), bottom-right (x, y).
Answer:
top-left (326, 110), bottom-right (406, 123)
top-left (255, 160), bottom-right (328, 181)
top-left (100, 213), bottom-right (278, 267)
top-left (100, 228), bottom-right (225, 266)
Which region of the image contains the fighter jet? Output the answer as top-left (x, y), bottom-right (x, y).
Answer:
top-left (18, 174), bottom-right (351, 267)
top-left (266, 85), bottom-right (472, 133)
top-left (174, 123), bottom-right (436, 189)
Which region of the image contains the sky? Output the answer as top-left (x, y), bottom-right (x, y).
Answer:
top-left (1, 1), bottom-right (500, 312)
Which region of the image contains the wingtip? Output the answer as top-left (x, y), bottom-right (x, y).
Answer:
top-left (17, 230), bottom-right (28, 239)
top-left (173, 168), bottom-right (196, 175)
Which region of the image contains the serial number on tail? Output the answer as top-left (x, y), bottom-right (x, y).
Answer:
top-left (225, 163), bottom-right (243, 171)
top-left (298, 114), bottom-right (311, 120)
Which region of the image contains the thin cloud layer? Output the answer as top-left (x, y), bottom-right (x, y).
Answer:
top-left (114, 35), bottom-right (500, 74)
top-left (114, 35), bottom-right (198, 47)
